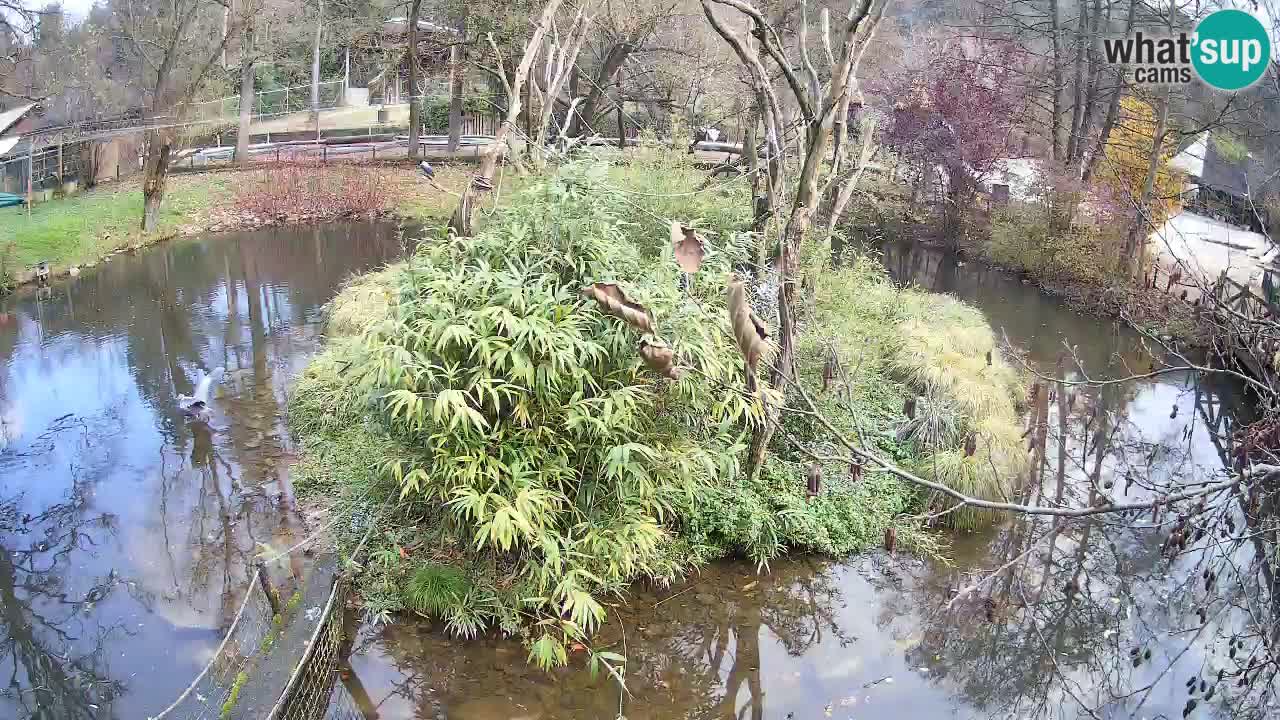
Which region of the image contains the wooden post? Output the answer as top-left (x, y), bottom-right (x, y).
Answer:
top-left (616, 76), bottom-right (625, 150)
top-left (57, 142), bottom-right (63, 190)
top-left (256, 561), bottom-right (281, 616)
top-left (26, 146), bottom-right (33, 216)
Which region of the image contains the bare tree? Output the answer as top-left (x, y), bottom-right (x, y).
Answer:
top-left (527, 0), bottom-right (593, 165)
top-left (564, 0), bottom-right (677, 139)
top-left (701, 0), bottom-right (887, 477)
top-left (0, 1), bottom-right (37, 100)
top-left (447, 0), bottom-right (564, 236)
top-left (114, 0), bottom-right (239, 231)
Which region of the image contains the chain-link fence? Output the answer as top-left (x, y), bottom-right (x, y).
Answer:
top-left (189, 80), bottom-right (348, 125)
top-left (148, 577), bottom-right (280, 720)
top-left (0, 141), bottom-right (83, 196)
top-left (265, 574), bottom-right (360, 720)
top-left (143, 516), bottom-right (376, 720)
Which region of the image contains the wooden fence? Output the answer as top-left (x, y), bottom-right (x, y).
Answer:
top-left (1211, 271), bottom-right (1280, 388)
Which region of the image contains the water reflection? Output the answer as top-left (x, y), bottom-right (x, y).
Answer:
top-left (352, 242), bottom-right (1275, 720)
top-left (0, 222), bottom-right (408, 719)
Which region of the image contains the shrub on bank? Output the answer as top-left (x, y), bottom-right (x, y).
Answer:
top-left (233, 162), bottom-right (389, 222)
top-left (986, 204), bottom-right (1129, 287)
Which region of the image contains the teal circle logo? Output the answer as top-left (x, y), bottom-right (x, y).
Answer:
top-left (1192, 9), bottom-right (1271, 91)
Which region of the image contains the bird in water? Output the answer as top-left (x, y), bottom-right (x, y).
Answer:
top-left (419, 161), bottom-right (435, 179)
top-left (178, 367), bottom-right (225, 422)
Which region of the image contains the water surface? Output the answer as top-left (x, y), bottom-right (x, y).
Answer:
top-left (2, 228), bottom-right (1268, 720)
top-left (0, 221), bottom-right (407, 719)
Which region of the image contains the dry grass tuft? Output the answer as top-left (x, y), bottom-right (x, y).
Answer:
top-left (326, 265), bottom-right (402, 338)
top-left (815, 256), bottom-right (1027, 529)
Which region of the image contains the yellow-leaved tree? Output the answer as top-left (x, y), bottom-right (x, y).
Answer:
top-left (1098, 96), bottom-right (1184, 269)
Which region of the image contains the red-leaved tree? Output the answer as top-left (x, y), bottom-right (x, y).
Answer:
top-left (883, 42), bottom-right (1027, 249)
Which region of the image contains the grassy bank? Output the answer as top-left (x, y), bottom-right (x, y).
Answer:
top-left (0, 163), bottom-right (469, 290)
top-left (287, 155), bottom-right (1026, 666)
top-left (0, 173), bottom-right (236, 270)
top-left (807, 259), bottom-right (1027, 529)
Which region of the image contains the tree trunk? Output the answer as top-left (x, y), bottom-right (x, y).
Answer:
top-left (1072, 0), bottom-right (1104, 166)
top-left (310, 0), bottom-right (323, 119)
top-left (744, 103), bottom-right (760, 197)
top-left (1048, 0), bottom-right (1064, 162)
top-left (141, 131), bottom-right (173, 233)
top-left (1064, 0), bottom-right (1087, 164)
top-left (447, 11), bottom-right (467, 152)
top-left (407, 0), bottom-right (423, 159)
top-left (236, 34), bottom-right (255, 168)
top-left (1122, 87), bottom-right (1170, 277)
top-left (566, 42), bottom-right (632, 138)
top-left (615, 75), bottom-right (625, 149)
top-left (1080, 0), bottom-right (1134, 186)
top-left (943, 166), bottom-right (969, 251)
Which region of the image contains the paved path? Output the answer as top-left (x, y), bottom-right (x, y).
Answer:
top-left (1150, 210), bottom-right (1274, 299)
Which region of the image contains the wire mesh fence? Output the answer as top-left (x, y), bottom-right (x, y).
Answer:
top-left (149, 580), bottom-right (279, 720)
top-left (266, 575), bottom-right (353, 720)
top-left (0, 141), bottom-right (83, 195)
top-left (189, 80), bottom-right (348, 124)
top-left (140, 512), bottom-right (377, 720)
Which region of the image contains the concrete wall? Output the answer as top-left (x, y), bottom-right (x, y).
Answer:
top-left (344, 87), bottom-right (370, 107)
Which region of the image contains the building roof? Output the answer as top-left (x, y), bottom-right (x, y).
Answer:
top-left (0, 103), bottom-right (36, 137)
top-left (1200, 136), bottom-right (1255, 198)
top-left (1170, 131), bottom-right (1270, 200)
top-left (382, 17), bottom-right (458, 35)
top-left (1170, 133), bottom-right (1206, 178)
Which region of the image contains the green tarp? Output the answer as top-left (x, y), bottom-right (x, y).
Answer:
top-left (0, 193), bottom-right (24, 208)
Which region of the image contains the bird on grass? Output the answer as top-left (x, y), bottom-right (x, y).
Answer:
top-left (178, 367), bottom-right (225, 422)
top-left (419, 161), bottom-right (435, 179)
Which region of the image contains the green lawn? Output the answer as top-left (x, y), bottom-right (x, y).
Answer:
top-left (0, 163), bottom-right (474, 280)
top-left (0, 174), bottom-right (235, 269)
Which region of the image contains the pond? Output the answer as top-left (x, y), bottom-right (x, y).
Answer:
top-left (0, 221), bottom-right (409, 719)
top-left (0, 224), bottom-right (1271, 720)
